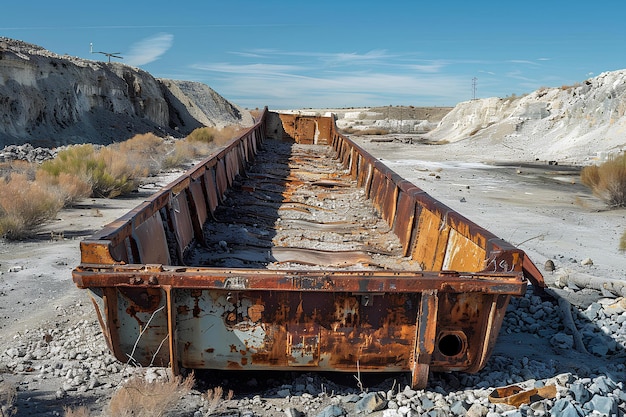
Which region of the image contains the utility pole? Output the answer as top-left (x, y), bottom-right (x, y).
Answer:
top-left (90, 43), bottom-right (123, 63)
top-left (472, 77), bottom-right (478, 100)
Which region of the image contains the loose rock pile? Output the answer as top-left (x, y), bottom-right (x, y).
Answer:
top-left (1, 286), bottom-right (625, 416)
top-left (0, 144), bottom-right (57, 163)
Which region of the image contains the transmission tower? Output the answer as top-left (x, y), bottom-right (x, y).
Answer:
top-left (472, 77), bottom-right (478, 100)
top-left (90, 43), bottom-right (123, 63)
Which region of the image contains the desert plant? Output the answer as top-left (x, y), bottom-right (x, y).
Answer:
top-left (39, 144), bottom-right (146, 198)
top-left (0, 173), bottom-right (64, 239)
top-left (581, 153), bottom-right (626, 207)
top-left (620, 230), bottom-right (626, 252)
top-left (186, 126), bottom-right (241, 147)
top-left (107, 373), bottom-right (194, 417)
top-left (63, 406), bottom-right (91, 417)
top-left (35, 170), bottom-right (92, 206)
top-left (118, 133), bottom-right (168, 176)
top-left (0, 378), bottom-right (17, 417)
top-left (204, 386), bottom-right (234, 417)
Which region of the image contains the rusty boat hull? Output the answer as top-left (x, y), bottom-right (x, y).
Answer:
top-left (73, 109), bottom-right (544, 388)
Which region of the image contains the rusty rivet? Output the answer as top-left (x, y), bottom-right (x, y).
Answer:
top-left (148, 276), bottom-right (158, 285)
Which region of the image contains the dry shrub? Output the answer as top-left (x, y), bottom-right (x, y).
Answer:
top-left (204, 386), bottom-right (234, 415)
top-left (163, 125), bottom-right (244, 169)
top-left (39, 144), bottom-right (146, 198)
top-left (108, 374), bottom-right (194, 417)
top-left (186, 126), bottom-right (242, 147)
top-left (620, 230), bottom-right (626, 252)
top-left (0, 173), bottom-right (64, 239)
top-left (63, 406), bottom-right (91, 417)
top-left (0, 380), bottom-right (17, 416)
top-left (35, 170), bottom-right (92, 206)
top-left (581, 153), bottom-right (626, 207)
top-left (118, 133), bottom-right (168, 176)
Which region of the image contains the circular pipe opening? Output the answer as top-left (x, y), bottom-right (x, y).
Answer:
top-left (438, 333), bottom-right (464, 357)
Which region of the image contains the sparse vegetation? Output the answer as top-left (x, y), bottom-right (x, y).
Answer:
top-left (62, 406), bottom-right (91, 417)
top-left (107, 374), bottom-right (195, 417)
top-left (0, 380), bottom-right (17, 417)
top-left (0, 172), bottom-right (64, 239)
top-left (0, 125), bottom-right (243, 240)
top-left (581, 152), bottom-right (626, 207)
top-left (39, 144), bottom-right (146, 198)
top-left (204, 386), bottom-right (234, 416)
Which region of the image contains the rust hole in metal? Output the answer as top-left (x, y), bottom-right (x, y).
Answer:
top-left (438, 333), bottom-right (465, 357)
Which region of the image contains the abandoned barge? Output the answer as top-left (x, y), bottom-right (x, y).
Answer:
top-left (72, 109), bottom-right (545, 388)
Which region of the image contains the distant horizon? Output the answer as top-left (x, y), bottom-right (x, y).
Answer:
top-left (2, 1), bottom-right (625, 109)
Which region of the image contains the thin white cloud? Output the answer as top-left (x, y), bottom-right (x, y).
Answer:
top-left (192, 62), bottom-right (304, 76)
top-left (125, 33), bottom-right (173, 66)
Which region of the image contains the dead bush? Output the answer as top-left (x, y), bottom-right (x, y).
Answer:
top-left (0, 173), bottom-right (64, 239)
top-left (39, 144), bottom-right (146, 198)
top-left (63, 406), bottom-right (91, 417)
top-left (118, 133), bottom-right (168, 176)
top-left (107, 373), bottom-right (194, 417)
top-left (204, 386), bottom-right (234, 416)
top-left (35, 170), bottom-right (92, 206)
top-left (0, 380), bottom-right (17, 416)
top-left (581, 153), bottom-right (626, 207)
top-left (186, 126), bottom-right (242, 147)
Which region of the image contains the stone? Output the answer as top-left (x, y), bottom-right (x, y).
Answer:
top-left (315, 405), bottom-right (346, 417)
top-left (550, 333), bottom-right (574, 350)
top-left (569, 382), bottom-right (591, 403)
top-left (582, 395), bottom-right (618, 416)
top-left (466, 403), bottom-right (488, 417)
top-left (284, 407), bottom-right (304, 417)
top-left (550, 399), bottom-right (583, 417)
top-left (355, 392), bottom-right (388, 413)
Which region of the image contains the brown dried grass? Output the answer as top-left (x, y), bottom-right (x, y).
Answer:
top-left (63, 406), bottom-right (91, 417)
top-left (0, 173), bottom-right (64, 239)
top-left (581, 153), bottom-right (626, 207)
top-left (205, 386), bottom-right (234, 416)
top-left (107, 374), bottom-right (195, 417)
top-left (0, 380), bottom-right (17, 416)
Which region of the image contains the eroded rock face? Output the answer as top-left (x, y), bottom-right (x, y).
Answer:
top-left (0, 38), bottom-right (253, 148)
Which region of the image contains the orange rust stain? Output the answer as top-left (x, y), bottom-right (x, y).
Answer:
top-left (248, 304), bottom-right (265, 322)
top-left (229, 344), bottom-right (238, 353)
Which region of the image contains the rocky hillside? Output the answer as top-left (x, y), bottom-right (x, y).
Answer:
top-left (0, 38), bottom-right (254, 148)
top-left (424, 71), bottom-right (626, 164)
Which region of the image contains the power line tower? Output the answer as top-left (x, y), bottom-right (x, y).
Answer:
top-left (90, 43), bottom-right (123, 63)
top-left (472, 77), bottom-right (478, 100)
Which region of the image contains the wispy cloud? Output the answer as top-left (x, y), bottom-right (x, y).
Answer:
top-left (125, 33), bottom-right (173, 66)
top-left (188, 49), bottom-right (470, 108)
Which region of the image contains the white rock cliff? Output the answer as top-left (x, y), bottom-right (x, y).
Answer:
top-left (0, 38), bottom-right (253, 147)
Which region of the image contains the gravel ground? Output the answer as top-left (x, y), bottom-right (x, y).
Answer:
top-left (1, 137), bottom-right (625, 416)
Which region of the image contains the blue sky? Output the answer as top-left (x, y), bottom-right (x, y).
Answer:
top-left (2, 1), bottom-right (625, 109)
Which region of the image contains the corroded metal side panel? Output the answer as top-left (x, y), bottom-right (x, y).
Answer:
top-left (411, 208), bottom-right (449, 271)
top-left (169, 192), bottom-right (194, 259)
top-left (443, 229), bottom-right (487, 272)
top-left (393, 192), bottom-right (416, 257)
top-left (173, 289), bottom-right (419, 372)
top-left (203, 167), bottom-right (220, 215)
top-left (132, 211), bottom-right (170, 265)
top-left (114, 287), bottom-right (171, 367)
